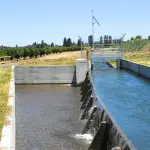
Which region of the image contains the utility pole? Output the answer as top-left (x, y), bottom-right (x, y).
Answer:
top-left (79, 36), bottom-right (83, 58)
top-left (121, 34), bottom-right (126, 59)
top-left (91, 10), bottom-right (100, 51)
top-left (92, 10), bottom-right (94, 50)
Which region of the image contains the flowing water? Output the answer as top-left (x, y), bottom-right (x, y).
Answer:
top-left (92, 69), bottom-right (150, 150)
top-left (16, 85), bottom-right (91, 150)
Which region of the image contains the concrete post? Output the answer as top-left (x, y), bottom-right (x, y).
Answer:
top-left (76, 59), bottom-right (88, 85)
top-left (116, 59), bottom-right (121, 69)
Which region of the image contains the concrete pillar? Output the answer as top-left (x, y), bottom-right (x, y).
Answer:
top-left (76, 59), bottom-right (88, 85)
top-left (116, 59), bottom-right (121, 69)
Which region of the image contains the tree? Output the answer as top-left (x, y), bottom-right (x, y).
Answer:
top-left (135, 35), bottom-right (142, 40)
top-left (131, 37), bottom-right (134, 41)
top-left (41, 40), bottom-right (45, 48)
top-left (66, 38), bottom-right (72, 47)
top-left (32, 42), bottom-right (37, 48)
top-left (100, 36), bottom-right (103, 44)
top-left (51, 42), bottom-right (54, 47)
top-left (77, 39), bottom-right (81, 47)
top-left (29, 48), bottom-right (34, 59)
top-left (72, 42), bottom-right (76, 46)
top-left (104, 35), bottom-right (108, 46)
top-left (23, 48), bottom-right (28, 59)
top-left (88, 35), bottom-right (93, 47)
top-left (148, 36), bottom-right (150, 40)
top-left (108, 36), bottom-right (112, 44)
top-left (63, 37), bottom-right (67, 47)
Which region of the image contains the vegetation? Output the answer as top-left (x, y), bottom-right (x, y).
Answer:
top-left (20, 57), bottom-right (78, 66)
top-left (0, 46), bottom-right (81, 61)
top-left (0, 36), bottom-right (83, 62)
top-left (0, 67), bottom-right (11, 138)
top-left (124, 39), bottom-right (150, 52)
top-left (108, 36), bottom-right (150, 66)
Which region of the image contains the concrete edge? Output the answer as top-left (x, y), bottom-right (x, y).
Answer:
top-left (120, 59), bottom-right (150, 79)
top-left (0, 65), bottom-right (15, 150)
top-left (106, 61), bottom-right (116, 68)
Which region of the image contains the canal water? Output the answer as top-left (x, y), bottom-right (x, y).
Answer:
top-left (92, 69), bottom-right (150, 150)
top-left (16, 85), bottom-right (91, 150)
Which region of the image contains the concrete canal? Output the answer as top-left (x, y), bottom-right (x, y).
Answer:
top-left (14, 59), bottom-right (150, 150)
top-left (92, 68), bottom-right (150, 150)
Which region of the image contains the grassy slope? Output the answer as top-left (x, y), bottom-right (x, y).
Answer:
top-left (0, 67), bottom-right (11, 138)
top-left (20, 57), bottom-right (77, 66)
top-left (110, 40), bottom-right (150, 66)
top-left (19, 51), bottom-right (81, 66)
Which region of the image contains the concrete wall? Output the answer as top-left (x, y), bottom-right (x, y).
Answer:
top-left (107, 61), bottom-right (115, 68)
top-left (76, 59), bottom-right (88, 84)
top-left (120, 60), bottom-right (150, 79)
top-left (15, 66), bottom-right (76, 84)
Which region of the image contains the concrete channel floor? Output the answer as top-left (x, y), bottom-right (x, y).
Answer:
top-left (16, 85), bottom-right (90, 150)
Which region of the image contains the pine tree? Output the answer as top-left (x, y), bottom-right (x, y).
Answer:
top-left (104, 35), bottom-right (107, 45)
top-left (67, 38), bottom-right (72, 47)
top-left (88, 35), bottom-right (93, 47)
top-left (100, 36), bottom-right (103, 44)
top-left (51, 42), bottom-right (54, 47)
top-left (41, 40), bottom-right (45, 48)
top-left (108, 36), bottom-right (112, 44)
top-left (63, 37), bottom-right (67, 47)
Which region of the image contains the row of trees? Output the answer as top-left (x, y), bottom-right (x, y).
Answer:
top-left (63, 37), bottom-right (82, 47)
top-left (0, 46), bottom-right (81, 60)
top-left (130, 35), bottom-right (150, 41)
top-left (88, 35), bottom-right (121, 47)
top-left (100, 35), bottom-right (121, 44)
top-left (88, 35), bottom-right (150, 47)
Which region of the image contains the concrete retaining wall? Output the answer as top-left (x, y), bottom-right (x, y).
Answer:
top-left (120, 60), bottom-right (150, 79)
top-left (76, 59), bottom-right (88, 84)
top-left (15, 66), bottom-right (76, 84)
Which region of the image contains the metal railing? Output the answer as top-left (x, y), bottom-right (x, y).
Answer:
top-left (91, 47), bottom-right (122, 59)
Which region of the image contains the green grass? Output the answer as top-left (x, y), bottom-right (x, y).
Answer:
top-left (109, 60), bottom-right (116, 67)
top-left (109, 51), bottom-right (150, 67)
top-left (0, 67), bottom-right (11, 138)
top-left (125, 51), bottom-right (150, 66)
top-left (124, 40), bottom-right (149, 52)
top-left (20, 57), bottom-right (77, 66)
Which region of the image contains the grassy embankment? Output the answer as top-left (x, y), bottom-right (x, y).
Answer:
top-left (20, 57), bottom-right (79, 66)
top-left (110, 39), bottom-right (150, 66)
top-left (0, 67), bottom-right (11, 138)
top-left (19, 51), bottom-right (82, 66)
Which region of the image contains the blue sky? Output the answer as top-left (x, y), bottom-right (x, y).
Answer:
top-left (0, 0), bottom-right (150, 46)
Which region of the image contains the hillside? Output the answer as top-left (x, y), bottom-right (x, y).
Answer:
top-left (124, 39), bottom-right (150, 52)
